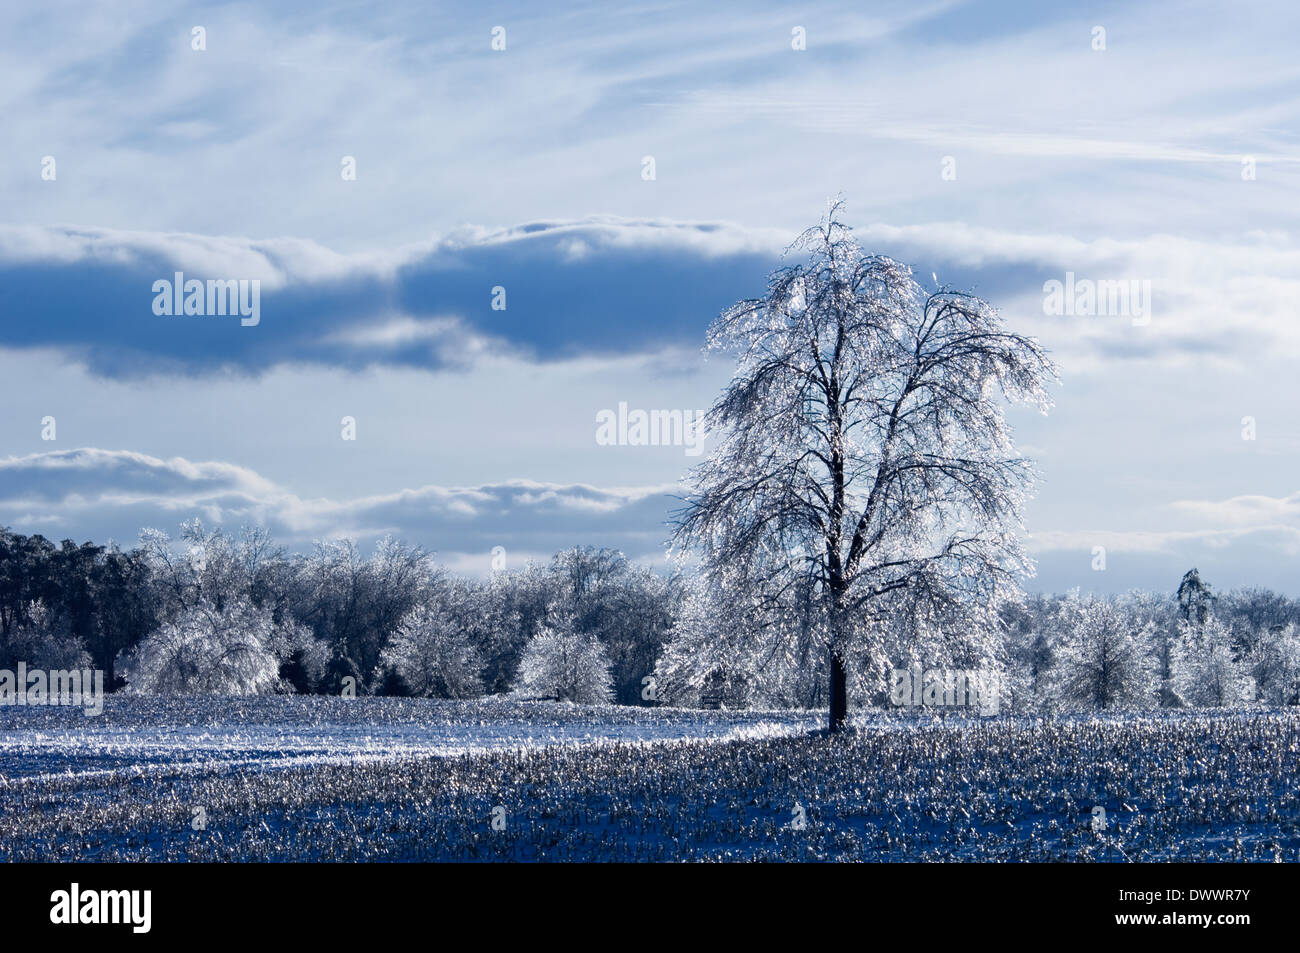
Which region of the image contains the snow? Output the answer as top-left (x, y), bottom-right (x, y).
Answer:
top-left (0, 696), bottom-right (823, 785)
top-left (3, 698), bottom-right (1296, 861)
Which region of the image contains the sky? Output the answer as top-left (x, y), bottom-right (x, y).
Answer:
top-left (2, 0), bottom-right (1300, 595)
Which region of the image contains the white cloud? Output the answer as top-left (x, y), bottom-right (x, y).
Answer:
top-left (0, 448), bottom-right (679, 565)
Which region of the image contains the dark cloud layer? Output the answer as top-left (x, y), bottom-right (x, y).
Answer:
top-left (0, 221), bottom-right (780, 379)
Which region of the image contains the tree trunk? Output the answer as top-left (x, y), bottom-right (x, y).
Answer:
top-left (829, 650), bottom-right (847, 732)
top-left (827, 573), bottom-right (849, 732)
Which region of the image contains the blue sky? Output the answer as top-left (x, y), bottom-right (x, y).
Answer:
top-left (3, 0), bottom-right (1300, 595)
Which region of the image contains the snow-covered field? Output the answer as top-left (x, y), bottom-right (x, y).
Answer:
top-left (0, 697), bottom-right (823, 784)
top-left (1, 697), bottom-right (1297, 861)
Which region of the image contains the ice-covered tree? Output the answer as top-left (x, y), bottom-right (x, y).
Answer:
top-left (1268, 624), bottom-right (1300, 705)
top-left (269, 621), bottom-right (330, 693)
top-left (139, 520), bottom-right (284, 617)
top-left (1219, 586), bottom-right (1298, 638)
top-left (999, 594), bottom-right (1058, 713)
top-left (1174, 615), bottom-right (1247, 707)
top-left (512, 614), bottom-right (613, 704)
top-left (542, 547), bottom-right (679, 705)
top-left (380, 586), bottom-right (487, 699)
top-left (120, 597), bottom-right (304, 695)
top-left (3, 599), bottom-right (91, 671)
top-left (290, 535), bottom-right (436, 692)
top-left (672, 202), bottom-right (1055, 731)
top-left (654, 575), bottom-right (821, 709)
top-left (1053, 594), bottom-right (1157, 710)
top-left (654, 587), bottom-right (737, 708)
top-left (1232, 620), bottom-right (1300, 705)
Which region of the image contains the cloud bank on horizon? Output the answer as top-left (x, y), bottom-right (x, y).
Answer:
top-left (2, 0), bottom-right (1299, 595)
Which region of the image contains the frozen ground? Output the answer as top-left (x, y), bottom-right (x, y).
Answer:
top-left (1, 698), bottom-right (1297, 861)
top-left (0, 696), bottom-right (825, 784)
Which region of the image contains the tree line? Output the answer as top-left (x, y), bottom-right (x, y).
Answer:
top-left (2, 523), bottom-right (1296, 712)
top-left (0, 522), bottom-right (675, 704)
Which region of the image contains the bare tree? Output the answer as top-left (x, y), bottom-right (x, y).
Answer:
top-left (672, 203), bottom-right (1055, 731)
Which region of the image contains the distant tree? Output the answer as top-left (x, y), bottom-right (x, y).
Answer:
top-left (1174, 615), bottom-right (1246, 707)
top-left (1268, 624), bottom-right (1300, 706)
top-left (120, 597), bottom-right (306, 695)
top-left (89, 546), bottom-right (158, 690)
top-left (1053, 594), bottom-right (1157, 710)
top-left (655, 581), bottom-right (754, 708)
top-left (512, 613), bottom-right (613, 704)
top-left (656, 568), bottom-right (828, 709)
top-left (1112, 588), bottom-right (1182, 707)
top-left (270, 622), bottom-right (330, 693)
top-left (3, 599), bottom-right (91, 671)
top-left (545, 547), bottom-right (680, 704)
top-left (0, 529), bottom-right (160, 685)
top-left (478, 562), bottom-right (550, 693)
top-left (0, 529), bottom-right (58, 640)
top-left (380, 583), bottom-right (488, 699)
top-left (999, 594), bottom-right (1058, 713)
top-left (672, 203), bottom-right (1055, 731)
top-left (47, 539), bottom-right (102, 657)
top-left (1176, 568), bottom-right (1214, 627)
top-left (290, 536), bottom-right (437, 693)
top-left (1219, 586), bottom-right (1297, 635)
